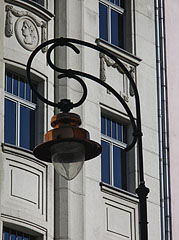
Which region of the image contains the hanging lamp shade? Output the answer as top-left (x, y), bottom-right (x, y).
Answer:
top-left (33, 113), bottom-right (102, 180)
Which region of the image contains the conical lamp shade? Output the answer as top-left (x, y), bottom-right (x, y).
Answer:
top-left (33, 113), bottom-right (102, 180)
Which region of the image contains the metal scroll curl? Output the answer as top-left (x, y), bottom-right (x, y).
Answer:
top-left (26, 37), bottom-right (140, 152)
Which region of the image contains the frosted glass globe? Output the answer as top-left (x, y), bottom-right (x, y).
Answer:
top-left (51, 142), bottom-right (85, 180)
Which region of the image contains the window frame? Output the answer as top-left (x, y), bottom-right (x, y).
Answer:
top-left (101, 115), bottom-right (128, 190)
top-left (28, 0), bottom-right (45, 7)
top-left (4, 70), bottom-right (37, 151)
top-left (99, 0), bottom-right (125, 48)
top-left (3, 227), bottom-right (38, 240)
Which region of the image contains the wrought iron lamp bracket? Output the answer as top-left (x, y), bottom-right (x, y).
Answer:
top-left (26, 37), bottom-right (149, 240)
top-left (26, 37), bottom-right (139, 152)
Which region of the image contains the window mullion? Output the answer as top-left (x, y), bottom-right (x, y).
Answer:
top-left (102, 134), bottom-right (127, 149)
top-left (101, 0), bottom-right (124, 12)
top-left (110, 142), bottom-right (113, 185)
top-left (18, 75), bottom-right (20, 97)
top-left (108, 6), bottom-right (111, 43)
top-left (17, 102), bottom-right (20, 147)
top-left (12, 74), bottom-right (14, 95)
top-left (24, 82), bottom-right (26, 100)
top-left (5, 71), bottom-right (7, 91)
top-left (30, 88), bottom-right (32, 102)
top-left (103, 116), bottom-right (105, 134)
top-left (5, 92), bottom-right (36, 109)
top-left (121, 125), bottom-right (123, 141)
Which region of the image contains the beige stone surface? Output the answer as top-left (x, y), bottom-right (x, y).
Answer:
top-left (0, 1), bottom-right (162, 240)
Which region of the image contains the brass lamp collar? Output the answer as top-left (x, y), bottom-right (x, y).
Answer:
top-left (33, 113), bottom-right (102, 162)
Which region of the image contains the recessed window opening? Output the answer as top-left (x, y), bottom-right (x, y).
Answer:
top-left (101, 114), bottom-right (128, 190)
top-left (4, 71), bottom-right (37, 151)
top-left (99, 0), bottom-right (132, 52)
top-left (29, 0), bottom-right (45, 7)
top-left (3, 227), bottom-right (36, 240)
top-left (99, 0), bottom-right (125, 48)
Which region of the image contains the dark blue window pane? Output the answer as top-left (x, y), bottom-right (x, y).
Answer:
top-left (107, 118), bottom-right (111, 137)
top-left (101, 140), bottom-right (110, 184)
top-left (113, 145), bottom-right (122, 188)
top-left (4, 228), bottom-right (10, 240)
top-left (99, 3), bottom-right (108, 41)
top-left (112, 121), bottom-right (116, 139)
top-left (13, 75), bottom-right (18, 96)
top-left (17, 232), bottom-right (23, 240)
top-left (5, 99), bottom-right (16, 145)
top-left (11, 230), bottom-right (16, 240)
top-left (31, 0), bottom-right (44, 4)
top-left (6, 72), bottom-right (12, 93)
top-left (26, 83), bottom-right (31, 101)
top-left (110, 0), bottom-right (114, 3)
top-left (101, 116), bottom-right (105, 134)
top-left (116, 0), bottom-right (119, 6)
top-left (111, 10), bottom-right (123, 47)
top-left (20, 106), bottom-right (35, 150)
top-left (3, 229), bottom-right (35, 240)
top-left (117, 123), bottom-right (122, 141)
top-left (20, 79), bottom-right (25, 99)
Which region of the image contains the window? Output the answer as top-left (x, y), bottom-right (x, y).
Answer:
top-left (101, 115), bottom-right (127, 190)
top-left (29, 0), bottom-right (44, 6)
top-left (99, 0), bottom-right (132, 51)
top-left (3, 227), bottom-right (36, 240)
top-left (4, 71), bottom-right (37, 151)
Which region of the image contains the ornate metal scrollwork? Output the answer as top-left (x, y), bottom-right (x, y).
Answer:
top-left (26, 37), bottom-right (141, 152)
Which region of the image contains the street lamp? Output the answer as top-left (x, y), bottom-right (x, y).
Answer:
top-left (33, 112), bottom-right (101, 180)
top-left (26, 37), bottom-right (149, 240)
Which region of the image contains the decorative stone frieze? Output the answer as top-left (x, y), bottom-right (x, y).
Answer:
top-left (5, 5), bottom-right (13, 37)
top-left (100, 53), bottom-right (106, 82)
top-left (100, 52), bottom-right (136, 102)
top-left (129, 66), bottom-right (135, 96)
top-left (5, 5), bottom-right (48, 52)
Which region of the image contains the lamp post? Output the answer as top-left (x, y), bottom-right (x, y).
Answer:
top-left (26, 37), bottom-right (150, 240)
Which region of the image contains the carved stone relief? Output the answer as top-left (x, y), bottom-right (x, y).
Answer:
top-left (15, 17), bottom-right (39, 51)
top-left (100, 53), bottom-right (106, 82)
top-left (5, 5), bottom-right (48, 52)
top-left (100, 53), bottom-right (136, 102)
top-left (129, 66), bottom-right (135, 96)
top-left (5, 5), bottom-right (13, 37)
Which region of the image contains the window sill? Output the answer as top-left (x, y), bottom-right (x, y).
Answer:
top-left (1, 143), bottom-right (47, 166)
top-left (100, 182), bottom-right (138, 202)
top-left (96, 38), bottom-right (142, 67)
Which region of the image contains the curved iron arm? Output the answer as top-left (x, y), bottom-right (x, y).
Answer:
top-left (55, 38), bottom-right (144, 182)
top-left (26, 38), bottom-right (137, 151)
top-left (26, 37), bottom-right (149, 240)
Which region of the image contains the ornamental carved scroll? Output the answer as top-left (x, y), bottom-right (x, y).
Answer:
top-left (5, 5), bottom-right (47, 52)
top-left (100, 53), bottom-right (136, 101)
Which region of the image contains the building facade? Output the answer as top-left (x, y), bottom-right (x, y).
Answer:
top-left (0, 0), bottom-right (173, 240)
